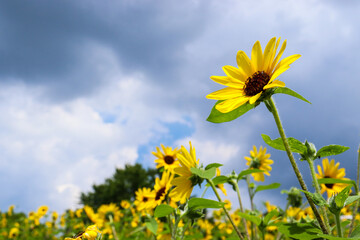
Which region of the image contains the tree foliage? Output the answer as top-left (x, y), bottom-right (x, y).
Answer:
top-left (80, 163), bottom-right (159, 210)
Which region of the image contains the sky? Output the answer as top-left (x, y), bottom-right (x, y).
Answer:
top-left (0, 0), bottom-right (359, 214)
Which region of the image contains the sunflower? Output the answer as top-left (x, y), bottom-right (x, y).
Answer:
top-left (316, 158), bottom-right (350, 198)
top-left (37, 205), bottom-right (49, 217)
top-left (206, 37), bottom-right (301, 113)
top-left (152, 144), bottom-right (180, 172)
top-left (97, 203), bottom-right (122, 222)
top-left (245, 146), bottom-right (273, 181)
top-left (134, 187), bottom-right (156, 211)
top-left (154, 170), bottom-right (173, 206)
top-left (169, 141), bottom-right (199, 204)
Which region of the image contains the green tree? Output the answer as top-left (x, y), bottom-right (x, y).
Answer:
top-left (80, 163), bottom-right (159, 210)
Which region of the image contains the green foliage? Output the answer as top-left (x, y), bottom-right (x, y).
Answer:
top-left (273, 87), bottom-right (312, 104)
top-left (255, 182), bottom-right (281, 193)
top-left (315, 145), bottom-right (350, 158)
top-left (276, 222), bottom-right (323, 240)
top-left (188, 198), bottom-right (225, 210)
top-left (154, 204), bottom-right (174, 218)
top-left (261, 134), bottom-right (306, 154)
top-left (145, 218), bottom-right (158, 235)
top-left (80, 163), bottom-right (159, 209)
top-left (190, 167), bottom-right (216, 180)
top-left (206, 100), bottom-right (255, 123)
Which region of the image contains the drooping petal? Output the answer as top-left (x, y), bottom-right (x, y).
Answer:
top-left (236, 51), bottom-right (253, 77)
top-left (215, 96), bottom-right (249, 113)
top-left (210, 76), bottom-right (245, 88)
top-left (249, 92), bottom-right (262, 104)
top-left (251, 41), bottom-right (263, 72)
top-left (263, 80), bottom-right (285, 89)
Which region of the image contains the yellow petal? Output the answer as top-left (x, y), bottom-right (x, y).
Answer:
top-left (249, 92), bottom-right (262, 104)
top-left (274, 54), bottom-right (301, 72)
top-left (266, 37), bottom-right (281, 73)
top-left (270, 40), bottom-right (287, 73)
top-left (251, 41), bottom-right (263, 72)
top-left (236, 51), bottom-right (253, 77)
top-left (215, 96), bottom-right (249, 113)
top-left (269, 66), bottom-right (290, 83)
top-left (223, 65), bottom-right (246, 82)
top-left (263, 80), bottom-right (285, 89)
top-left (206, 87), bottom-right (244, 100)
top-left (262, 37), bottom-right (276, 73)
top-left (210, 76), bottom-right (245, 88)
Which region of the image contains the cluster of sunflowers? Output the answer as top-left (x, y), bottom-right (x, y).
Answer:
top-left (2, 37), bottom-right (360, 240)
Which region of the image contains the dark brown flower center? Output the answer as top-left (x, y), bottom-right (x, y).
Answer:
top-left (164, 155), bottom-right (175, 165)
top-left (243, 71), bottom-right (270, 96)
top-left (324, 176), bottom-right (334, 189)
top-left (143, 197), bottom-right (148, 202)
top-left (155, 187), bottom-right (166, 200)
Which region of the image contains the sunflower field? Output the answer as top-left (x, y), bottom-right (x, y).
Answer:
top-left (1, 37), bottom-right (360, 240)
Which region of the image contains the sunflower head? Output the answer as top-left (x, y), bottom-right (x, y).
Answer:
top-left (154, 170), bottom-right (173, 206)
top-left (245, 146), bottom-right (273, 181)
top-left (152, 144), bottom-right (180, 172)
top-left (207, 37), bottom-right (301, 113)
top-left (316, 158), bottom-right (350, 198)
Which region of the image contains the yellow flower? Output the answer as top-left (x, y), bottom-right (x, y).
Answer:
top-left (8, 228), bottom-right (19, 239)
top-left (316, 158), bottom-right (350, 198)
top-left (206, 37), bottom-right (301, 113)
top-left (152, 144), bottom-right (180, 172)
top-left (52, 211), bottom-right (58, 222)
top-left (216, 168), bottom-right (227, 196)
top-left (134, 187), bottom-right (156, 211)
top-left (37, 205), bottom-right (49, 217)
top-left (169, 141), bottom-right (199, 204)
top-left (154, 170), bottom-right (173, 206)
top-left (286, 206), bottom-right (302, 221)
top-left (245, 146), bottom-right (273, 181)
top-left (98, 203), bottom-right (122, 222)
top-left (120, 200), bottom-right (131, 209)
top-left (65, 225), bottom-right (100, 240)
top-left (8, 205), bottom-right (15, 216)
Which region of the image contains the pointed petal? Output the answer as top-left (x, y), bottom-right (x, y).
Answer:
top-left (223, 65), bottom-right (246, 82)
top-left (262, 37), bottom-right (276, 73)
top-left (251, 41), bottom-right (263, 72)
top-left (269, 66), bottom-right (290, 82)
top-left (275, 54), bottom-right (301, 72)
top-left (236, 51), bottom-right (253, 77)
top-left (270, 40), bottom-right (287, 73)
top-left (210, 76), bottom-right (245, 88)
top-left (249, 92), bottom-right (262, 104)
top-left (206, 87), bottom-right (244, 100)
top-left (215, 96), bottom-right (250, 113)
top-left (263, 80), bottom-right (285, 89)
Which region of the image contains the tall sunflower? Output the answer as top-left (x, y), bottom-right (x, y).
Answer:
top-left (169, 142), bottom-right (199, 204)
top-left (152, 144), bottom-right (180, 172)
top-left (245, 146), bottom-right (273, 181)
top-left (206, 37), bottom-right (301, 113)
top-left (134, 187), bottom-right (156, 211)
top-left (316, 158), bottom-right (350, 198)
top-left (154, 170), bottom-right (173, 206)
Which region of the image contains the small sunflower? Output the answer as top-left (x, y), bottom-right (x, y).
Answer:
top-left (154, 170), bottom-right (173, 206)
top-left (169, 141), bottom-right (199, 204)
top-left (206, 37), bottom-right (301, 113)
top-left (152, 144), bottom-right (180, 171)
top-left (37, 205), bottom-right (49, 217)
top-left (316, 158), bottom-right (350, 198)
top-left (245, 146), bottom-right (273, 181)
top-left (134, 187), bottom-right (156, 211)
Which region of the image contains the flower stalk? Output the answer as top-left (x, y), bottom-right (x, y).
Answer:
top-left (349, 144), bottom-right (360, 237)
top-left (208, 179), bottom-right (244, 240)
top-left (266, 97), bottom-right (328, 234)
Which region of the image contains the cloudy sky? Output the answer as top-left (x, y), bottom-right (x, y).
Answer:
top-left (0, 0), bottom-right (359, 214)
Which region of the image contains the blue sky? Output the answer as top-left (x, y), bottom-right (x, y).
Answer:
top-left (0, 0), bottom-right (359, 213)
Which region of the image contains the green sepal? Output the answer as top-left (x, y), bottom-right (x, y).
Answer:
top-left (273, 87), bottom-right (311, 104)
top-left (237, 169), bottom-right (264, 181)
top-left (276, 222), bottom-right (322, 240)
top-left (335, 185), bottom-right (352, 208)
top-left (188, 198), bottom-right (225, 210)
top-left (145, 218), bottom-right (158, 235)
top-left (205, 163), bottom-right (223, 170)
top-left (206, 100), bottom-right (256, 123)
top-left (154, 204), bottom-right (175, 218)
top-left (237, 212), bottom-right (262, 226)
top-left (261, 134), bottom-right (306, 154)
top-left (315, 145), bottom-right (350, 158)
top-left (255, 183), bottom-right (281, 193)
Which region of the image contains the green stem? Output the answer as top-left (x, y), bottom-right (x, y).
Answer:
top-left (108, 214), bottom-right (120, 240)
top-left (266, 97), bottom-right (328, 235)
top-left (201, 185), bottom-right (209, 198)
top-left (232, 179), bottom-right (251, 240)
top-left (246, 175), bottom-right (257, 240)
top-left (334, 213), bottom-right (342, 237)
top-left (208, 179), bottom-right (245, 240)
top-left (180, 220), bottom-right (190, 240)
top-left (348, 145), bottom-right (360, 237)
top-left (306, 159), bottom-right (331, 232)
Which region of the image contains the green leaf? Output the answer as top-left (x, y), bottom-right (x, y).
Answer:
top-left (190, 167), bottom-right (216, 180)
top-left (205, 163), bottom-right (223, 170)
top-left (263, 209), bottom-right (279, 224)
top-left (273, 87), bottom-right (311, 104)
top-left (145, 218), bottom-right (158, 235)
top-left (335, 185), bottom-right (352, 208)
top-left (207, 101), bottom-right (255, 123)
top-left (299, 190), bottom-right (328, 207)
top-left (188, 198), bottom-right (225, 210)
top-left (237, 169), bottom-right (264, 181)
top-left (318, 178), bottom-right (356, 189)
top-left (350, 225), bottom-right (360, 238)
top-left (276, 222), bottom-right (322, 240)
top-left (315, 145), bottom-right (350, 158)
top-left (154, 204), bottom-right (174, 218)
top-left (255, 183), bottom-right (281, 193)
top-left (345, 195), bottom-right (360, 207)
top-left (261, 134), bottom-right (307, 154)
top-left (237, 212), bottom-right (262, 226)
top-left (212, 176), bottom-right (229, 185)
top-left (317, 233), bottom-right (357, 240)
